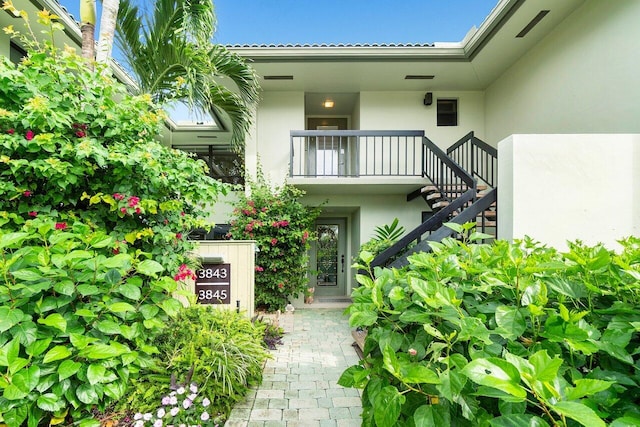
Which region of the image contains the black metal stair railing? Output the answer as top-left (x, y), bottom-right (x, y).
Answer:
top-left (371, 136), bottom-right (476, 269)
top-left (446, 131), bottom-right (498, 234)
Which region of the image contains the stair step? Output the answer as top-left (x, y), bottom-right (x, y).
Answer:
top-left (431, 200), bottom-right (450, 210)
top-left (477, 220), bottom-right (497, 227)
top-left (425, 192), bottom-right (443, 201)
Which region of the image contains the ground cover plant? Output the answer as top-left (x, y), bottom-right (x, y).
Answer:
top-left (228, 170), bottom-right (320, 311)
top-left (341, 224), bottom-right (640, 426)
top-left (117, 306), bottom-right (270, 425)
top-left (0, 8), bottom-right (226, 426)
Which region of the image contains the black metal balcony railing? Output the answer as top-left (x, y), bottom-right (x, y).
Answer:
top-left (447, 131), bottom-right (497, 188)
top-left (290, 130), bottom-right (425, 178)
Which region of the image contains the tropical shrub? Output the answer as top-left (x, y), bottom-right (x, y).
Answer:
top-left (341, 225), bottom-right (640, 426)
top-left (359, 218), bottom-right (406, 259)
top-left (228, 171), bottom-right (320, 311)
top-left (120, 306), bottom-right (269, 420)
top-left (0, 9), bottom-right (226, 426)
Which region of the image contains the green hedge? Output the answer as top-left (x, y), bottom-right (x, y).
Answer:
top-left (341, 226), bottom-right (640, 426)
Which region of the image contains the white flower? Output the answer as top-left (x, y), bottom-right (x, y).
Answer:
top-left (189, 383), bottom-right (198, 393)
top-left (134, 413), bottom-right (143, 420)
top-left (188, 393), bottom-right (197, 402)
top-left (179, 425), bottom-right (186, 427)
top-left (170, 407), bottom-right (180, 417)
top-left (200, 411), bottom-right (210, 421)
top-left (157, 408), bottom-right (166, 418)
top-left (162, 396), bottom-right (171, 405)
top-left (183, 398), bottom-right (192, 409)
top-left (176, 387), bottom-right (185, 395)
top-left (201, 398), bottom-right (210, 407)
top-left (169, 396), bottom-right (178, 405)
top-left (134, 421), bottom-right (144, 427)
top-left (153, 419), bottom-right (163, 427)
top-left (143, 413), bottom-right (153, 421)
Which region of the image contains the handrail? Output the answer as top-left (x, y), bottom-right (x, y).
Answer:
top-left (446, 131), bottom-right (497, 188)
top-left (371, 136), bottom-right (477, 268)
top-left (290, 130), bottom-right (425, 178)
top-left (387, 188), bottom-right (498, 269)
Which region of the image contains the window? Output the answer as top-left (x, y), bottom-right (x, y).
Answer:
top-left (173, 145), bottom-right (244, 186)
top-left (10, 42), bottom-right (26, 64)
top-left (437, 99), bottom-right (458, 127)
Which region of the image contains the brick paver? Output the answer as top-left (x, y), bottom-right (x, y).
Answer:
top-left (225, 308), bottom-right (362, 426)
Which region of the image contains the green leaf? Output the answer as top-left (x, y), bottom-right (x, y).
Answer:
top-left (76, 284), bottom-right (100, 296)
top-left (117, 283), bottom-right (141, 300)
top-left (495, 305), bottom-right (526, 340)
top-left (3, 384), bottom-right (28, 400)
top-left (565, 379), bottom-right (613, 400)
top-left (58, 359), bottom-right (82, 381)
top-left (43, 345), bottom-right (72, 364)
top-left (26, 338), bottom-right (52, 357)
top-left (528, 350), bottom-right (564, 382)
top-left (78, 419), bottom-right (101, 427)
top-left (489, 414), bottom-right (550, 427)
top-left (551, 401), bottom-right (606, 427)
top-left (104, 268), bottom-right (122, 286)
top-left (12, 365), bottom-right (40, 393)
top-left (0, 307), bottom-right (24, 332)
top-left (80, 343), bottom-right (128, 359)
top-left (10, 269), bottom-right (43, 282)
top-left (349, 310), bottom-right (378, 328)
top-left (10, 320), bottom-right (38, 346)
top-left (2, 404), bottom-right (28, 427)
top-left (137, 259), bottom-right (164, 277)
top-left (36, 393), bottom-right (65, 412)
top-left (0, 232), bottom-right (30, 249)
top-left (414, 404), bottom-right (451, 427)
top-left (74, 308), bottom-right (98, 319)
top-left (462, 358), bottom-right (527, 399)
top-left (37, 313), bottom-right (67, 332)
top-left (76, 383), bottom-right (99, 404)
top-left (104, 380), bottom-right (127, 400)
top-left (69, 333), bottom-right (99, 349)
top-left (401, 365), bottom-right (441, 384)
top-left (373, 386), bottom-right (405, 427)
top-left (96, 320), bottom-right (122, 335)
top-left (107, 302), bottom-right (135, 313)
top-left (161, 298), bottom-right (183, 317)
top-left (53, 280), bottom-right (75, 296)
top-left (382, 345), bottom-right (401, 377)
top-left (338, 365), bottom-right (369, 388)
top-left (87, 364), bottom-right (106, 385)
top-left (437, 369), bottom-right (466, 401)
top-left (0, 338), bottom-right (20, 367)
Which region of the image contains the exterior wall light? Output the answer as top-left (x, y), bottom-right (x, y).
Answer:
top-left (323, 99), bottom-right (334, 108)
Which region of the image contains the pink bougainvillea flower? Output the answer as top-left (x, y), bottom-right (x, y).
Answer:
top-left (75, 130), bottom-right (86, 138)
top-left (28, 211), bottom-right (37, 217)
top-left (176, 233), bottom-right (183, 240)
top-left (55, 222), bottom-right (67, 230)
top-left (7, 129), bottom-right (14, 134)
top-left (255, 266), bottom-right (264, 272)
top-left (135, 207), bottom-right (141, 214)
top-left (174, 264), bottom-right (196, 281)
top-left (127, 196), bottom-right (140, 207)
top-left (271, 238), bottom-right (278, 246)
top-left (23, 190), bottom-right (32, 197)
top-left (120, 207), bottom-right (127, 214)
top-left (25, 130), bottom-right (34, 140)
top-left (113, 193), bottom-right (125, 201)
top-left (181, 211), bottom-right (185, 216)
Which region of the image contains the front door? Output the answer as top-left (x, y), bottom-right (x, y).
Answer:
top-left (312, 218), bottom-right (347, 297)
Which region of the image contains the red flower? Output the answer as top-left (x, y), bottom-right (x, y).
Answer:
top-left (28, 211), bottom-right (37, 217)
top-left (174, 263), bottom-right (196, 281)
top-left (181, 211), bottom-right (185, 216)
top-left (7, 129), bottom-right (14, 134)
top-left (55, 222), bottom-right (67, 230)
top-left (135, 207), bottom-right (141, 214)
top-left (127, 196), bottom-right (140, 207)
top-left (113, 193), bottom-right (125, 201)
top-left (23, 190), bottom-right (32, 197)
top-left (271, 238), bottom-right (278, 246)
top-left (25, 130), bottom-right (34, 141)
top-left (278, 283), bottom-right (284, 289)
top-left (75, 130), bottom-right (86, 138)
top-left (302, 230), bottom-right (309, 244)
top-left (120, 207), bottom-right (127, 214)
top-left (176, 233), bottom-right (182, 240)
top-left (255, 266), bottom-right (264, 272)
top-left (113, 248), bottom-right (120, 255)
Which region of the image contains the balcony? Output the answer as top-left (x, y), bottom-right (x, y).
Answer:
top-left (289, 130), bottom-right (426, 195)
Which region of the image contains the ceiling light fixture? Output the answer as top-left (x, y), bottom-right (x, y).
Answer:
top-left (323, 100), bottom-right (335, 108)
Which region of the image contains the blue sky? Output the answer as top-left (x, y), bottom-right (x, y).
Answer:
top-left (57, 0), bottom-right (498, 45)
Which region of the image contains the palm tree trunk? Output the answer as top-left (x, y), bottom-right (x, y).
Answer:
top-left (96, 0), bottom-right (120, 70)
top-left (80, 0), bottom-right (96, 63)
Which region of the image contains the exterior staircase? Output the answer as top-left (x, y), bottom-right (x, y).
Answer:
top-left (371, 132), bottom-right (497, 269)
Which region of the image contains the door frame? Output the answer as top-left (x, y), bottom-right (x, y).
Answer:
top-left (310, 218), bottom-right (348, 297)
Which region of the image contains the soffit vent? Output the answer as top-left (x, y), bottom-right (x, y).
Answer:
top-left (516, 10), bottom-right (550, 38)
top-left (405, 75), bottom-right (435, 80)
top-left (264, 75), bottom-right (294, 80)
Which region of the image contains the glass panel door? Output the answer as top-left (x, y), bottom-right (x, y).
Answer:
top-left (312, 218), bottom-right (347, 297)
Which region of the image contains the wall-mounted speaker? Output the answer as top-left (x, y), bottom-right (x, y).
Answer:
top-left (423, 92), bottom-right (433, 106)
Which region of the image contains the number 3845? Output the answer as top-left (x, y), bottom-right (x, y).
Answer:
top-left (198, 289), bottom-right (228, 301)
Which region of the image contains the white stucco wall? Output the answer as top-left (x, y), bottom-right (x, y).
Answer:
top-left (486, 0), bottom-right (640, 143)
top-left (254, 91), bottom-right (305, 184)
top-left (498, 134), bottom-right (640, 250)
top-left (359, 91), bottom-right (486, 149)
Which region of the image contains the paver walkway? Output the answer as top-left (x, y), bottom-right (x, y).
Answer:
top-left (225, 308), bottom-right (363, 427)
